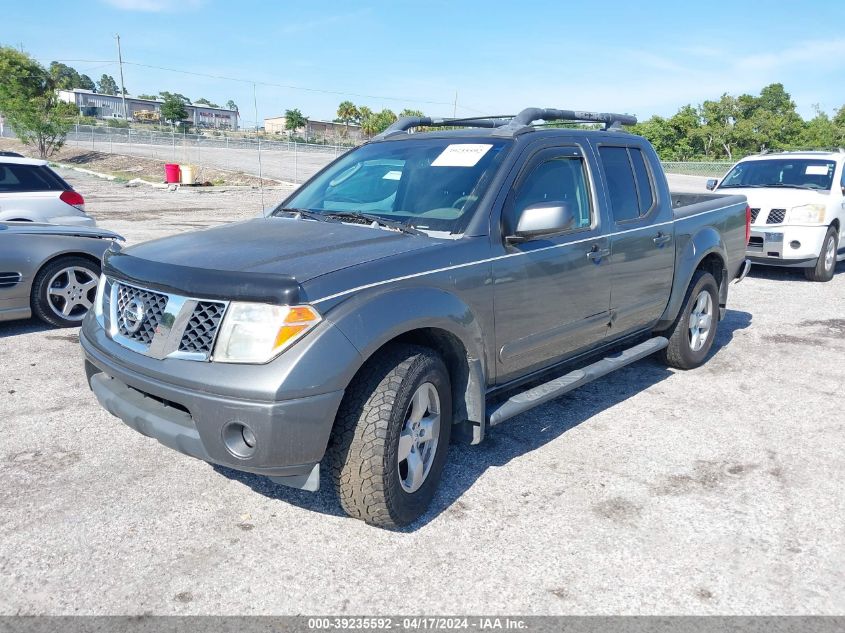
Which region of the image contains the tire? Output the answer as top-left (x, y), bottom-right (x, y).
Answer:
top-left (659, 270), bottom-right (719, 370)
top-left (327, 344), bottom-right (452, 528)
top-left (31, 256), bottom-right (100, 328)
top-left (803, 225), bottom-right (838, 282)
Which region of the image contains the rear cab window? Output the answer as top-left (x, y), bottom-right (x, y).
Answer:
top-left (0, 164), bottom-right (69, 193)
top-left (598, 146), bottom-right (657, 222)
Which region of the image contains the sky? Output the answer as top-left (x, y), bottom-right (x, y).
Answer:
top-left (2, 0), bottom-right (845, 127)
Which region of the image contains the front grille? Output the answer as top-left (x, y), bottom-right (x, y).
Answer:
top-left (767, 208), bottom-right (786, 224)
top-left (750, 208), bottom-right (760, 223)
top-left (115, 283), bottom-right (169, 345)
top-left (179, 301), bottom-right (226, 354)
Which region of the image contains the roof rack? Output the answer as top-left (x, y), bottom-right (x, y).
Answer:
top-left (374, 115), bottom-right (514, 140)
top-left (374, 107), bottom-right (637, 140)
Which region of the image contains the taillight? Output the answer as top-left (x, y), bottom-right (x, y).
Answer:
top-left (745, 205), bottom-right (751, 245)
top-left (60, 190), bottom-right (85, 211)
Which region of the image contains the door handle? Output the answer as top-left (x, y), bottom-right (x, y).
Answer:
top-left (653, 232), bottom-right (672, 246)
top-left (586, 245), bottom-right (610, 261)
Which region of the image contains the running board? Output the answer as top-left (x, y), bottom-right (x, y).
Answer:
top-left (487, 337), bottom-right (669, 426)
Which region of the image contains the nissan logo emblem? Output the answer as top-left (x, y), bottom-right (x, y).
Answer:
top-left (121, 298), bottom-right (147, 334)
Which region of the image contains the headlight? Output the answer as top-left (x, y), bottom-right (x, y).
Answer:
top-left (213, 302), bottom-right (321, 364)
top-left (786, 204), bottom-right (826, 224)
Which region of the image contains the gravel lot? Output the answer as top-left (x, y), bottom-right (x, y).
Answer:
top-left (1, 169), bottom-right (843, 615)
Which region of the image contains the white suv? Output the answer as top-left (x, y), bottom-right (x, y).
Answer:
top-left (710, 151), bottom-right (845, 281)
top-left (0, 156), bottom-right (96, 227)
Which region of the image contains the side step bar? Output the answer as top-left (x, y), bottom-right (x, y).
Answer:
top-left (487, 337), bottom-right (669, 426)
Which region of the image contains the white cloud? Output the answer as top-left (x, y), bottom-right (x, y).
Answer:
top-left (101, 0), bottom-right (203, 12)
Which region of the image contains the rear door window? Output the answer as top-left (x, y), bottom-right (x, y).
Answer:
top-left (599, 147), bottom-right (639, 222)
top-left (0, 164), bottom-right (66, 193)
top-left (599, 146), bottom-right (656, 222)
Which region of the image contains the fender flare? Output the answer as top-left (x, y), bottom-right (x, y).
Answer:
top-left (327, 286), bottom-right (489, 441)
top-left (657, 226), bottom-right (727, 330)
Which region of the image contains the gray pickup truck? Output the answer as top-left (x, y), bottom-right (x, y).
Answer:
top-left (81, 108), bottom-right (750, 527)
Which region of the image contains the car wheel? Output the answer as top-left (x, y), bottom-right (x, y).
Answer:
top-left (31, 256), bottom-right (100, 328)
top-left (660, 270), bottom-right (719, 370)
top-left (804, 226), bottom-right (838, 282)
top-left (328, 344), bottom-right (452, 528)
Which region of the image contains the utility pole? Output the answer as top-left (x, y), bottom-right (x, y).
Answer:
top-left (453, 91), bottom-right (458, 118)
top-left (115, 34), bottom-right (128, 120)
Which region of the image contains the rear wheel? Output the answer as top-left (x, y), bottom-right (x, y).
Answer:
top-left (660, 270), bottom-right (719, 370)
top-left (804, 226), bottom-right (838, 282)
top-left (328, 344), bottom-right (452, 528)
top-left (31, 256), bottom-right (100, 328)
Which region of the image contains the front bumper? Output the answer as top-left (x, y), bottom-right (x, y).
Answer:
top-left (745, 224), bottom-right (827, 267)
top-left (81, 326), bottom-right (349, 490)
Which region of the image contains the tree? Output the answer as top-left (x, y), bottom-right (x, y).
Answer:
top-left (0, 47), bottom-right (76, 158)
top-left (49, 62), bottom-right (80, 90)
top-left (336, 100), bottom-right (360, 133)
top-left (226, 99), bottom-right (238, 112)
top-left (195, 97), bottom-right (220, 108)
top-left (97, 74), bottom-right (119, 95)
top-left (78, 74), bottom-right (95, 91)
top-left (399, 108), bottom-right (424, 118)
top-left (160, 94), bottom-right (188, 125)
top-left (284, 108), bottom-right (307, 133)
top-left (158, 91), bottom-right (191, 105)
top-left (358, 107), bottom-right (397, 137)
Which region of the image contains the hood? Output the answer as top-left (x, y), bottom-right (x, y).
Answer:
top-left (718, 187), bottom-right (832, 210)
top-left (0, 222), bottom-right (123, 241)
top-left (123, 217), bottom-right (437, 282)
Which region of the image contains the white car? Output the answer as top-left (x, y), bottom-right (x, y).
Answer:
top-left (709, 150), bottom-right (845, 281)
top-left (0, 156), bottom-right (96, 227)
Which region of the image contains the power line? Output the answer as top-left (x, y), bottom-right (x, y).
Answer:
top-left (44, 57), bottom-right (486, 114)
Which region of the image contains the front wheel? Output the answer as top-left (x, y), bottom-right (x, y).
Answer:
top-left (660, 270), bottom-right (719, 370)
top-left (328, 344), bottom-right (452, 528)
top-left (804, 226), bottom-right (838, 282)
top-left (31, 256), bottom-right (100, 328)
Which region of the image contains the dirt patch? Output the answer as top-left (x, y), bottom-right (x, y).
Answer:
top-left (0, 137), bottom-right (275, 187)
top-left (592, 496), bottom-right (642, 524)
top-left (654, 460), bottom-right (758, 496)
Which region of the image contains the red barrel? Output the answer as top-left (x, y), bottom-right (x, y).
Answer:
top-left (164, 163), bottom-right (181, 183)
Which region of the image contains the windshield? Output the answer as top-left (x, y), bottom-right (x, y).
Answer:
top-left (275, 138), bottom-right (512, 234)
top-left (719, 158), bottom-right (836, 190)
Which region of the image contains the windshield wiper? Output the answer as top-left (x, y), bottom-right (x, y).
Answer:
top-left (761, 183), bottom-right (823, 190)
top-left (272, 207), bottom-right (329, 221)
top-left (325, 211), bottom-right (425, 236)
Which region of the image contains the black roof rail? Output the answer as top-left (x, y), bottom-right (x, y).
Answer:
top-left (374, 115), bottom-right (514, 140)
top-left (371, 108), bottom-right (637, 141)
top-left (493, 108), bottom-right (637, 136)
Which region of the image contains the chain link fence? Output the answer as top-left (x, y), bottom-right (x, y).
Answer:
top-left (2, 124), bottom-right (735, 184)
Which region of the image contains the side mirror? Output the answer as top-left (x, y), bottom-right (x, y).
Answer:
top-left (706, 178), bottom-right (718, 191)
top-left (508, 201), bottom-right (575, 241)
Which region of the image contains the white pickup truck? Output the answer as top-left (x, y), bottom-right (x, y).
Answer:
top-left (709, 150), bottom-right (845, 281)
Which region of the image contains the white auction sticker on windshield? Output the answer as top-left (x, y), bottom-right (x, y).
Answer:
top-left (382, 170), bottom-right (402, 180)
top-left (431, 144), bottom-right (493, 167)
top-left (805, 165), bottom-right (829, 175)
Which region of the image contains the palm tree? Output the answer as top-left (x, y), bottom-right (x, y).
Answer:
top-left (337, 100), bottom-right (360, 135)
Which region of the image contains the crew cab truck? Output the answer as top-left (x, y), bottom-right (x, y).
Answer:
top-left (80, 108), bottom-right (750, 528)
top-left (708, 150), bottom-right (845, 281)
